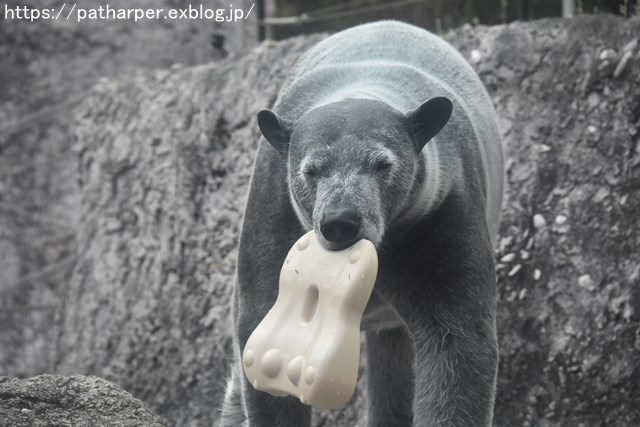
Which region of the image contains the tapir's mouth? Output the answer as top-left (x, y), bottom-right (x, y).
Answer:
top-left (311, 201), bottom-right (384, 251)
top-left (313, 207), bottom-right (363, 251)
top-left (313, 222), bottom-right (383, 252)
top-left (314, 229), bottom-right (361, 252)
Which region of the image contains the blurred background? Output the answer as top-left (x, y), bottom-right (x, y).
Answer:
top-left (264, 0), bottom-right (638, 39)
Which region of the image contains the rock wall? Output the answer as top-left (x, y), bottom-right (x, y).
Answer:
top-left (51, 15), bottom-right (640, 427)
top-left (0, 0), bottom-right (255, 379)
top-left (450, 15), bottom-right (640, 426)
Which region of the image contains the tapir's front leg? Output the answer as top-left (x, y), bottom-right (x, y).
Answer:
top-left (365, 327), bottom-right (415, 427)
top-left (407, 315), bottom-right (498, 427)
top-left (382, 224), bottom-right (499, 427)
top-left (241, 381), bottom-right (312, 427)
top-left (220, 146), bottom-right (311, 426)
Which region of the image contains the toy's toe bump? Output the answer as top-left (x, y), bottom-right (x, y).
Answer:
top-left (304, 366), bottom-right (315, 384)
top-left (260, 349), bottom-right (283, 378)
top-left (243, 349), bottom-right (255, 367)
top-left (348, 250), bottom-right (361, 264)
top-left (287, 356), bottom-right (304, 384)
top-left (297, 235), bottom-right (310, 250)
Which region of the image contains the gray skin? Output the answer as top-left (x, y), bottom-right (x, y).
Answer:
top-left (220, 21), bottom-right (503, 427)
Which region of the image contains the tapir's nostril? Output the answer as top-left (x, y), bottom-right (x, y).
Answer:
top-left (320, 209), bottom-right (362, 249)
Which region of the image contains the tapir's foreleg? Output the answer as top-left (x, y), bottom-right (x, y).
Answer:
top-left (365, 327), bottom-right (415, 427)
top-left (408, 316), bottom-right (498, 427)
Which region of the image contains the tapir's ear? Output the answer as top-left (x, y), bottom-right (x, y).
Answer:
top-left (406, 97), bottom-right (453, 152)
top-left (257, 109), bottom-right (292, 156)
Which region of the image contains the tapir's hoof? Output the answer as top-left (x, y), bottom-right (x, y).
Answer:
top-left (242, 231), bottom-right (378, 410)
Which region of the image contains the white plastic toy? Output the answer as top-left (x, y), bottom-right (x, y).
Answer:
top-left (242, 231), bottom-right (378, 409)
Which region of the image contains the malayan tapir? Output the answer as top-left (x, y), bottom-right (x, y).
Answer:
top-left (220, 20), bottom-right (504, 427)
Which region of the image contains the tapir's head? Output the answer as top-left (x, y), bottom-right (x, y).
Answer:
top-left (257, 97), bottom-right (452, 251)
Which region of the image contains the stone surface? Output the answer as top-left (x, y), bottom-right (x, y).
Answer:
top-left (0, 0), bottom-right (251, 380)
top-left (0, 375), bottom-right (166, 427)
top-left (448, 15), bottom-right (640, 426)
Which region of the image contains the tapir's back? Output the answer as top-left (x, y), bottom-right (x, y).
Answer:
top-left (287, 21), bottom-right (486, 110)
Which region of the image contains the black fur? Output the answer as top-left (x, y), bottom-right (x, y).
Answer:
top-left (220, 20), bottom-right (503, 427)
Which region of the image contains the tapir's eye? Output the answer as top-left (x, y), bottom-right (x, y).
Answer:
top-left (301, 156), bottom-right (325, 180)
top-left (375, 161), bottom-right (392, 173)
top-left (302, 166), bottom-right (318, 178)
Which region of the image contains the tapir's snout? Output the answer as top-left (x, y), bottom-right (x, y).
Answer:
top-left (319, 208), bottom-right (363, 251)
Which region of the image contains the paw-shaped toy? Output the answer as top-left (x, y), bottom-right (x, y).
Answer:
top-left (242, 231), bottom-right (378, 409)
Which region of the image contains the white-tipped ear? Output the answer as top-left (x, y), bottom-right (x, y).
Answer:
top-left (257, 110), bottom-right (292, 156)
top-left (406, 97), bottom-right (453, 152)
